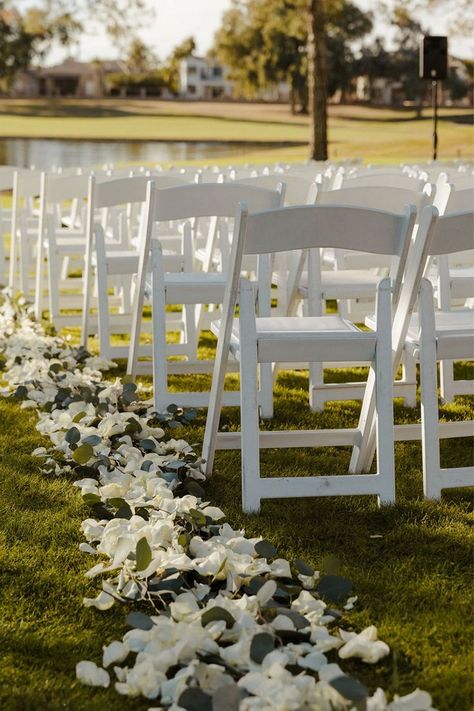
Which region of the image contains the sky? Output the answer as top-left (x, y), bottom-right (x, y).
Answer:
top-left (27, 0), bottom-right (473, 65)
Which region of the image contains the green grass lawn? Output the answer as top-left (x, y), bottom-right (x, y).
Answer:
top-left (0, 98), bottom-right (472, 163)
top-left (0, 327), bottom-right (473, 710)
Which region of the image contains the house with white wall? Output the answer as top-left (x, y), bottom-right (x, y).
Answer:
top-left (178, 56), bottom-right (233, 99)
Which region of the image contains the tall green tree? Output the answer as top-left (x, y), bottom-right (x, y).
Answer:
top-left (213, 0), bottom-right (372, 114)
top-left (0, 2), bottom-right (81, 87)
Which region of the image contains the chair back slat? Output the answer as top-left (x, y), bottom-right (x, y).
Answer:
top-left (92, 176), bottom-right (151, 208)
top-left (315, 185), bottom-right (430, 214)
top-left (243, 204), bottom-right (416, 256)
top-left (152, 182), bottom-right (283, 222)
top-left (428, 211), bottom-right (474, 256)
top-left (43, 173), bottom-right (90, 203)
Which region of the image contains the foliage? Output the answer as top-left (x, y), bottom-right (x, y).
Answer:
top-left (0, 1), bottom-right (80, 88)
top-left (164, 36), bottom-right (197, 95)
top-left (213, 0), bottom-right (372, 112)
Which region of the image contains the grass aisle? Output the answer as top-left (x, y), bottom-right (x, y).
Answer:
top-left (0, 364), bottom-right (473, 709)
top-left (0, 399), bottom-right (145, 711)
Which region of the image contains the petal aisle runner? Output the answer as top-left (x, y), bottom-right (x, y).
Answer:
top-left (0, 293), bottom-right (435, 711)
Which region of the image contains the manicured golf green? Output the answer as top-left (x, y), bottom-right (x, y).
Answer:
top-left (0, 98), bottom-right (472, 163)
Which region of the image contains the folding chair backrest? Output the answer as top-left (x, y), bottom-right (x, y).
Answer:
top-left (445, 188), bottom-right (474, 214)
top-left (152, 182), bottom-right (284, 222)
top-left (337, 173), bottom-right (426, 192)
top-left (242, 204), bottom-right (416, 257)
top-left (0, 166), bottom-right (16, 192)
top-left (234, 174), bottom-right (316, 206)
top-left (315, 185), bottom-right (430, 215)
top-left (91, 175), bottom-right (151, 210)
top-left (428, 210), bottom-right (474, 257)
top-left (42, 172), bottom-right (90, 204)
top-left (13, 170), bottom-right (41, 201)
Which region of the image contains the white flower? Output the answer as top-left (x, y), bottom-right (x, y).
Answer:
top-left (83, 590), bottom-right (115, 610)
top-left (338, 626), bottom-right (390, 664)
top-left (76, 660), bottom-right (110, 688)
top-left (103, 641), bottom-right (128, 667)
top-left (389, 689), bottom-right (436, 710)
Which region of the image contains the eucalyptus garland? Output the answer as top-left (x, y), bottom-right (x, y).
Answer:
top-left (0, 291), bottom-right (436, 711)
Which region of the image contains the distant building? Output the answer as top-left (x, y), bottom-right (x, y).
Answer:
top-left (10, 59), bottom-right (127, 98)
top-left (355, 76), bottom-right (405, 105)
top-left (178, 56), bottom-right (233, 100)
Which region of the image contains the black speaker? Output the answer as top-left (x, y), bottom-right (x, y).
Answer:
top-left (420, 36), bottom-right (448, 80)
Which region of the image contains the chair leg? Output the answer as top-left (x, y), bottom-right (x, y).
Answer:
top-left (151, 244), bottom-right (169, 413)
top-left (439, 359), bottom-right (455, 404)
top-left (239, 283), bottom-right (261, 513)
top-left (419, 280), bottom-right (442, 499)
top-left (95, 246), bottom-right (112, 360)
top-left (374, 284), bottom-right (396, 504)
top-left (400, 351), bottom-right (417, 408)
top-left (259, 363), bottom-right (274, 419)
top-left (309, 362), bottom-right (325, 412)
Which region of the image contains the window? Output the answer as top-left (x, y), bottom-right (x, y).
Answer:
top-left (188, 85), bottom-right (196, 94)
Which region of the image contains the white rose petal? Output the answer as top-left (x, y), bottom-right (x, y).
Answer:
top-left (76, 660), bottom-right (110, 688)
top-left (102, 640), bottom-right (128, 667)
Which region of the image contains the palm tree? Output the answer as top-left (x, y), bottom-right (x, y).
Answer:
top-left (307, 0), bottom-right (328, 160)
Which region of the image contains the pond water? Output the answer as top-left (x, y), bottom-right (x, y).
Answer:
top-left (0, 138), bottom-right (283, 169)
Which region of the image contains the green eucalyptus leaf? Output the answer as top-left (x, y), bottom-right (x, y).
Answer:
top-left (126, 611), bottom-right (154, 630)
top-left (255, 540), bottom-right (278, 560)
top-left (135, 536), bottom-right (152, 572)
top-left (201, 606), bottom-right (235, 629)
top-left (318, 575), bottom-right (352, 604)
top-left (139, 438), bottom-right (156, 451)
top-left (72, 443), bottom-right (94, 464)
top-left (329, 675), bottom-right (369, 702)
top-left (65, 426), bottom-right (81, 445)
top-left (295, 559), bottom-right (315, 576)
top-left (178, 688), bottom-right (213, 711)
top-left (82, 493), bottom-right (101, 506)
top-left (82, 434), bottom-right (101, 446)
top-left (249, 633), bottom-right (275, 664)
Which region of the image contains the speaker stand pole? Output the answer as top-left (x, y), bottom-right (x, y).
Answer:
top-left (432, 79), bottom-right (438, 161)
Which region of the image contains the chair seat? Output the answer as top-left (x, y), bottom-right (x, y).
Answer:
top-left (93, 250), bottom-right (139, 275)
top-left (298, 269), bottom-right (383, 299)
top-left (367, 310), bottom-right (474, 360)
top-left (145, 272), bottom-right (228, 304)
top-left (212, 315), bottom-right (376, 363)
top-left (54, 237), bottom-right (86, 253)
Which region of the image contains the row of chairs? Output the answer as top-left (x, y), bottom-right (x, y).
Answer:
top-left (1, 160), bottom-right (473, 512)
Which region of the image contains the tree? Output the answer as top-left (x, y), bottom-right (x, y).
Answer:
top-left (126, 38), bottom-right (157, 74)
top-left (213, 0), bottom-right (372, 113)
top-left (0, 1), bottom-right (81, 88)
top-left (308, 0), bottom-right (328, 160)
top-left (164, 36), bottom-right (196, 95)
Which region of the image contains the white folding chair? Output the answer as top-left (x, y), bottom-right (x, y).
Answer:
top-left (201, 202), bottom-right (427, 512)
top-left (9, 170), bottom-right (41, 295)
top-left (34, 172), bottom-right (90, 323)
top-left (127, 182), bottom-right (284, 413)
top-left (0, 168), bottom-right (17, 285)
top-left (403, 211), bottom-right (474, 498)
top-left (431, 187), bottom-right (474, 402)
top-left (282, 186), bottom-right (426, 410)
top-left (81, 175), bottom-right (156, 359)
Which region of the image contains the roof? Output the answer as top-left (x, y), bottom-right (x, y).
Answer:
top-left (39, 59), bottom-right (126, 78)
